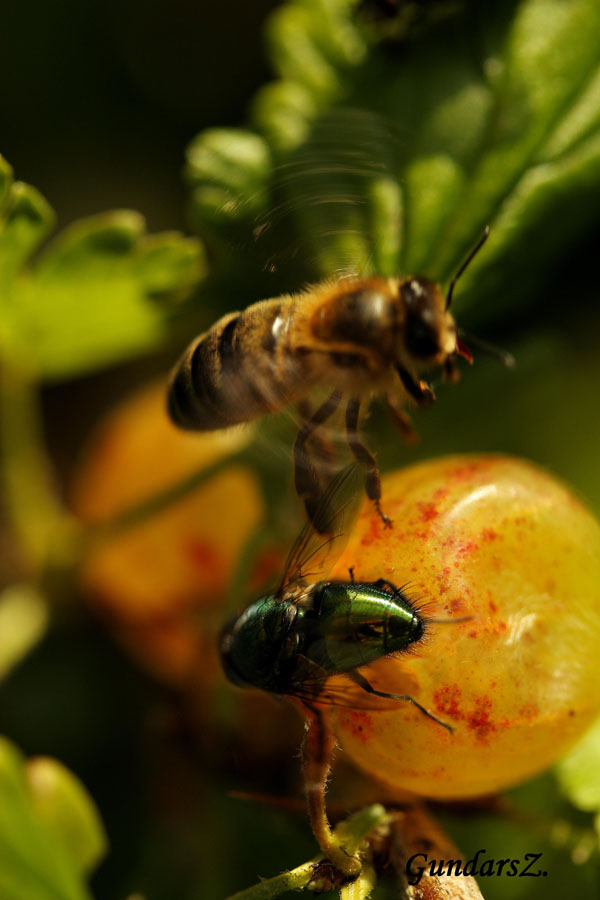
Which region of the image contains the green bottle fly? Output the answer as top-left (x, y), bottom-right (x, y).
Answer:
top-left (220, 466), bottom-right (452, 730)
top-left (221, 580), bottom-right (422, 692)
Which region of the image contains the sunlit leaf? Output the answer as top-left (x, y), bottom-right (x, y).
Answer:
top-left (0, 155), bottom-right (13, 206)
top-left (26, 756), bottom-right (107, 876)
top-left (186, 129), bottom-right (272, 228)
top-left (0, 737), bottom-right (104, 900)
top-left (187, 0), bottom-right (600, 322)
top-left (0, 181), bottom-right (55, 288)
top-left (556, 715), bottom-right (600, 813)
top-left (0, 584), bottom-right (49, 681)
top-left (0, 161), bottom-right (206, 379)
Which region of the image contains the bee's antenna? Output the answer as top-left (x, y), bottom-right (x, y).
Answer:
top-left (445, 226), bottom-right (490, 310)
top-left (457, 329), bottom-right (516, 369)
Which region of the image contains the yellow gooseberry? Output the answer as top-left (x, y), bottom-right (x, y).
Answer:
top-left (71, 380), bottom-right (269, 685)
top-left (329, 455), bottom-right (600, 799)
top-left (71, 380), bottom-right (304, 762)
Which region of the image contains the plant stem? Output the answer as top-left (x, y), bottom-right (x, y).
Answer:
top-left (224, 860), bottom-right (317, 900)
top-left (0, 364), bottom-right (67, 577)
top-left (391, 805), bottom-right (485, 899)
top-left (222, 805), bottom-right (388, 900)
top-left (340, 861), bottom-right (377, 900)
top-left (84, 449), bottom-right (247, 544)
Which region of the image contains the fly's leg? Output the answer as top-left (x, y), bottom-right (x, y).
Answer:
top-left (302, 704), bottom-right (361, 879)
top-left (345, 397), bottom-right (392, 528)
top-left (294, 391), bottom-right (341, 529)
top-left (385, 395), bottom-right (418, 445)
top-left (348, 670), bottom-right (453, 732)
top-left (396, 366), bottom-right (436, 406)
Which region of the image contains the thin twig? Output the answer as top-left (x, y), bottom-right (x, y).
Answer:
top-left (391, 805), bottom-right (485, 900)
top-left (0, 364), bottom-right (72, 576)
top-left (223, 804), bottom-right (388, 900)
top-left (83, 450), bottom-right (247, 543)
top-left (224, 860), bottom-right (317, 900)
top-left (340, 860), bottom-right (377, 900)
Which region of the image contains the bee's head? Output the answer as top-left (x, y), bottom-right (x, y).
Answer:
top-left (400, 277), bottom-right (457, 365)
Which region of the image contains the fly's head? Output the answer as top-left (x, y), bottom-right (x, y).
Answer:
top-left (220, 596), bottom-right (300, 692)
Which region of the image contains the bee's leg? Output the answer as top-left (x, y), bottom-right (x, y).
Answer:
top-left (385, 395), bottom-right (418, 445)
top-left (395, 365), bottom-right (436, 406)
top-left (297, 399), bottom-right (338, 483)
top-left (348, 670), bottom-right (453, 733)
top-left (443, 356), bottom-right (461, 384)
top-left (294, 390), bottom-right (342, 528)
top-left (302, 703), bottom-right (361, 879)
top-left (345, 397), bottom-right (392, 528)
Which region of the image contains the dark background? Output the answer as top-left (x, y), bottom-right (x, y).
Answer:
top-left (0, 0), bottom-right (280, 232)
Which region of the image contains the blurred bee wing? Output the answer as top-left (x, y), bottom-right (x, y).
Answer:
top-left (279, 463), bottom-right (365, 594)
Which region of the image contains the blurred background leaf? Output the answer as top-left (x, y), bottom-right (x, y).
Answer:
top-left (187, 0), bottom-right (600, 326)
top-left (0, 585), bottom-right (48, 682)
top-left (557, 717), bottom-right (600, 815)
top-left (0, 158), bottom-right (206, 380)
top-left (0, 737), bottom-right (105, 900)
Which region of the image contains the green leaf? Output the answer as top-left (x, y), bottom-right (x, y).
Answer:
top-left (556, 715), bottom-right (600, 813)
top-left (250, 80), bottom-right (319, 154)
top-left (134, 232), bottom-right (204, 300)
top-left (25, 757), bottom-right (107, 877)
top-left (0, 584), bottom-right (49, 681)
top-left (0, 162), bottom-right (206, 380)
top-left (186, 129), bottom-right (272, 229)
top-left (0, 182), bottom-right (55, 288)
top-left (0, 737), bottom-right (104, 900)
top-left (264, 0), bottom-right (366, 103)
top-left (187, 0), bottom-right (600, 321)
top-left (0, 154), bottom-right (13, 207)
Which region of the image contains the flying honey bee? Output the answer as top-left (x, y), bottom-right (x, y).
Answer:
top-left (168, 228), bottom-right (510, 526)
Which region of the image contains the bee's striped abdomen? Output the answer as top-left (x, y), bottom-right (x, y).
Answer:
top-left (167, 298), bottom-right (298, 430)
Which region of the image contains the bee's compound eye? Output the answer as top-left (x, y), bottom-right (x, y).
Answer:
top-left (405, 315), bottom-right (442, 360)
top-left (402, 279), bottom-right (426, 308)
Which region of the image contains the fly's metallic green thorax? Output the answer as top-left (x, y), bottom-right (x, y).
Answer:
top-left (220, 580), bottom-right (424, 700)
top-left (303, 581), bottom-right (423, 674)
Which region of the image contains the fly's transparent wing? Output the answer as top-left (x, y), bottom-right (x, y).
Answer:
top-left (267, 656), bottom-right (408, 710)
top-left (278, 463), bottom-right (365, 596)
top-left (291, 677), bottom-right (409, 710)
top-left (292, 676), bottom-right (452, 733)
